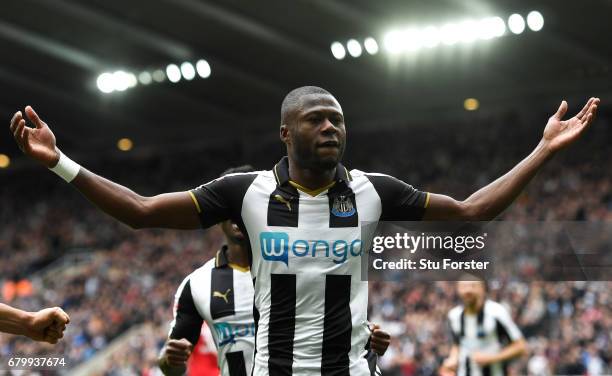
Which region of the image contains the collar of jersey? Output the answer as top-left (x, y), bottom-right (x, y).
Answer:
top-left (288, 180), bottom-right (336, 197)
top-left (272, 156), bottom-right (352, 191)
top-left (215, 245), bottom-right (250, 272)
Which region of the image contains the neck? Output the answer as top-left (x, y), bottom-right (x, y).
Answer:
top-left (288, 158), bottom-right (336, 190)
top-left (226, 242), bottom-right (249, 268)
top-left (465, 298), bottom-right (485, 314)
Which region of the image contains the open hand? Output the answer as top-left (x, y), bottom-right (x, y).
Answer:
top-left (542, 97), bottom-right (599, 153)
top-left (9, 106), bottom-right (59, 167)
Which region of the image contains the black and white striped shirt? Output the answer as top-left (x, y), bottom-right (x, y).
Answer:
top-left (190, 157), bottom-right (428, 375)
top-left (448, 300), bottom-right (524, 376)
top-left (170, 246), bottom-right (255, 376)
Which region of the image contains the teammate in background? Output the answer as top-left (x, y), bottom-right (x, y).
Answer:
top-left (159, 167), bottom-right (391, 376)
top-left (8, 88), bottom-right (599, 374)
top-left (0, 303), bottom-right (69, 344)
top-left (440, 280), bottom-right (527, 376)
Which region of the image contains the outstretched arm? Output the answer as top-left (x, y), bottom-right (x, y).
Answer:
top-left (424, 97), bottom-right (599, 221)
top-left (0, 303), bottom-right (70, 344)
top-left (9, 106), bottom-right (201, 229)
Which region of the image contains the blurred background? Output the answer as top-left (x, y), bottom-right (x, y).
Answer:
top-left (0, 0), bottom-right (610, 375)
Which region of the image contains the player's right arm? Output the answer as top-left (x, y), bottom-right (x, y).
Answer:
top-left (9, 106), bottom-right (201, 230)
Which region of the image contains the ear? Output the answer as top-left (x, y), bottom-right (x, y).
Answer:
top-left (280, 124), bottom-right (291, 144)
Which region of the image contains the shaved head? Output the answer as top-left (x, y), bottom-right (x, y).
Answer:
top-left (281, 86), bottom-right (334, 126)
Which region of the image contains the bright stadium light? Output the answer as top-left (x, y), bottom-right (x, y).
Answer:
top-left (405, 28), bottom-right (424, 51)
top-left (97, 72), bottom-right (115, 93)
top-left (126, 73), bottom-right (137, 88)
top-left (152, 69), bottom-right (166, 82)
top-left (117, 138), bottom-right (133, 151)
top-left (527, 11), bottom-right (544, 31)
top-left (464, 98), bottom-right (479, 111)
top-left (112, 71), bottom-right (131, 91)
top-left (180, 62), bottom-right (196, 80)
top-left (383, 31), bottom-right (404, 53)
top-left (364, 37), bottom-right (379, 54)
top-left (421, 26), bottom-right (440, 48)
top-left (457, 20), bottom-right (479, 43)
top-left (347, 39), bottom-right (362, 57)
top-left (196, 59), bottom-right (211, 78)
top-left (478, 17), bottom-right (506, 39)
top-left (0, 154), bottom-right (10, 168)
top-left (138, 71), bottom-right (152, 85)
top-left (166, 64), bottom-right (181, 83)
top-left (440, 23), bottom-right (460, 45)
top-left (331, 42), bottom-right (346, 60)
top-left (508, 14), bottom-right (525, 34)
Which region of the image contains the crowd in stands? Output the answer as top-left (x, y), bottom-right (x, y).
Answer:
top-left (1, 109), bottom-right (610, 375)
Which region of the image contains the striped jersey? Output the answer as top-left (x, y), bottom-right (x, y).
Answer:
top-left (190, 157), bottom-right (428, 375)
top-left (170, 246), bottom-right (256, 376)
top-left (448, 299), bottom-right (524, 376)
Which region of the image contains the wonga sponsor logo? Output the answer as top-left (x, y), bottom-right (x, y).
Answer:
top-left (259, 231), bottom-right (362, 266)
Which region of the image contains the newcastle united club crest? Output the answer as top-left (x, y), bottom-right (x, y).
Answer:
top-left (331, 195), bottom-right (356, 217)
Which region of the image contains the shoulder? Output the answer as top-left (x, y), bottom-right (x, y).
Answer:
top-left (485, 300), bottom-right (511, 318)
top-left (448, 305), bottom-right (463, 321)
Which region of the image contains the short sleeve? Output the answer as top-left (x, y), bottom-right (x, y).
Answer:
top-left (365, 174), bottom-right (428, 221)
top-left (190, 173), bottom-right (258, 229)
top-left (493, 304), bottom-right (523, 342)
top-left (168, 277), bottom-right (204, 346)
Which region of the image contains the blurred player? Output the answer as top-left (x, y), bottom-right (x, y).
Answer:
top-left (0, 303), bottom-right (69, 344)
top-left (440, 280), bottom-right (527, 376)
top-left (9, 88), bottom-right (599, 375)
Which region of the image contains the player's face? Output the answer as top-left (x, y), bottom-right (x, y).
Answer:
top-left (220, 220), bottom-right (245, 244)
top-left (457, 280), bottom-right (486, 307)
top-left (288, 94), bottom-right (346, 170)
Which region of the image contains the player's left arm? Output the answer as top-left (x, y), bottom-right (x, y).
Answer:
top-left (424, 97), bottom-right (599, 221)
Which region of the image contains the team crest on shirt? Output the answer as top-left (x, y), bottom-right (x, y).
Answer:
top-left (331, 195), bottom-right (355, 217)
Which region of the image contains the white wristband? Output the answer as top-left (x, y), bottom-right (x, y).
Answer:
top-left (49, 151), bottom-right (81, 182)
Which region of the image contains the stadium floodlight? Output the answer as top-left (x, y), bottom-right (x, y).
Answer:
top-left (112, 71), bottom-right (131, 91)
top-left (166, 64), bottom-right (181, 83)
top-left (331, 42), bottom-right (346, 60)
top-left (126, 73), bottom-right (137, 88)
top-left (403, 28), bottom-right (422, 51)
top-left (440, 23), bottom-right (460, 45)
top-left (383, 30), bottom-right (404, 53)
top-left (527, 11), bottom-right (544, 31)
top-left (138, 71), bottom-right (152, 85)
top-left (464, 98), bottom-right (479, 111)
top-left (456, 20), bottom-right (479, 43)
top-left (508, 14), bottom-right (525, 34)
top-left (364, 37), bottom-right (379, 54)
top-left (478, 17), bottom-right (506, 39)
top-left (421, 26), bottom-right (440, 48)
top-left (0, 154), bottom-right (9, 168)
top-left (347, 39), bottom-right (362, 57)
top-left (117, 138), bottom-right (133, 151)
top-left (180, 62), bottom-right (196, 81)
top-left (196, 59), bottom-right (211, 78)
top-left (152, 69), bottom-right (166, 82)
top-left (97, 72), bottom-right (115, 93)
